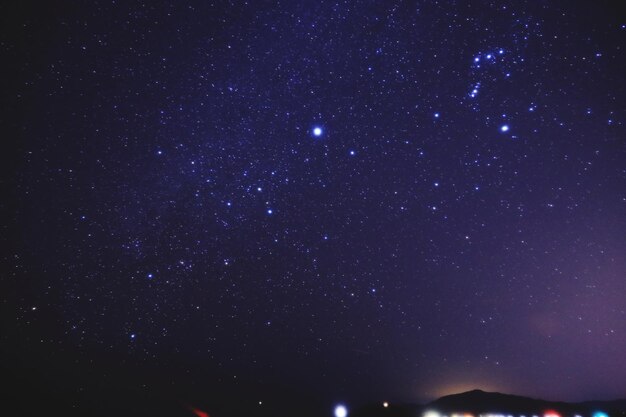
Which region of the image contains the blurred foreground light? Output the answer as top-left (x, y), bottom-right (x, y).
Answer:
top-left (544, 410), bottom-right (561, 417)
top-left (424, 410), bottom-right (441, 417)
top-left (335, 404), bottom-right (348, 417)
top-left (383, 402), bottom-right (389, 408)
top-left (593, 412), bottom-right (609, 417)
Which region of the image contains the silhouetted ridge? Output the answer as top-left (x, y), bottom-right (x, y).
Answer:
top-left (429, 390), bottom-right (626, 416)
top-left (352, 390), bottom-right (626, 417)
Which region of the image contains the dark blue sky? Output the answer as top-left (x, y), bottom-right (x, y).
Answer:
top-left (3, 1), bottom-right (626, 416)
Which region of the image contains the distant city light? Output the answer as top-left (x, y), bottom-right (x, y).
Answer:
top-left (544, 410), bottom-right (561, 417)
top-left (593, 412), bottom-right (609, 417)
top-left (383, 402), bottom-right (389, 408)
top-left (334, 404), bottom-right (348, 417)
top-left (424, 410), bottom-right (442, 417)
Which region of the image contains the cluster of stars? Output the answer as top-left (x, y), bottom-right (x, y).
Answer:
top-left (5, 1), bottom-right (626, 416)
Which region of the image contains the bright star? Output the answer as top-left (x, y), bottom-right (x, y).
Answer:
top-left (313, 126), bottom-right (323, 136)
top-left (500, 125), bottom-right (510, 132)
top-left (335, 404), bottom-right (348, 417)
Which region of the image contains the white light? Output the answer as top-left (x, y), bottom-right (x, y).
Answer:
top-left (424, 411), bottom-right (441, 417)
top-left (500, 124), bottom-right (510, 132)
top-left (383, 402), bottom-right (389, 408)
top-left (313, 127), bottom-right (323, 136)
top-left (335, 405), bottom-right (348, 417)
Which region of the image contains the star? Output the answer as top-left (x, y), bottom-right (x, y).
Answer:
top-left (500, 124), bottom-right (510, 132)
top-left (312, 126), bottom-right (323, 137)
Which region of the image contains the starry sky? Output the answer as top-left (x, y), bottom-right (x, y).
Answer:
top-left (2, 1), bottom-right (626, 416)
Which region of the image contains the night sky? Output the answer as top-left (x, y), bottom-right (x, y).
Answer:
top-left (2, 1), bottom-right (626, 416)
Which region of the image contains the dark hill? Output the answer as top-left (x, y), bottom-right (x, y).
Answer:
top-left (351, 390), bottom-right (626, 417)
top-left (429, 389), bottom-right (566, 414)
top-left (429, 389), bottom-right (626, 416)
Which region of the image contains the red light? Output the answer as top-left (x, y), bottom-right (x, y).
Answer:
top-left (190, 406), bottom-right (210, 417)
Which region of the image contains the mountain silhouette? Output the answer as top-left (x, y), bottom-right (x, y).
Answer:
top-left (351, 389), bottom-right (626, 417)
